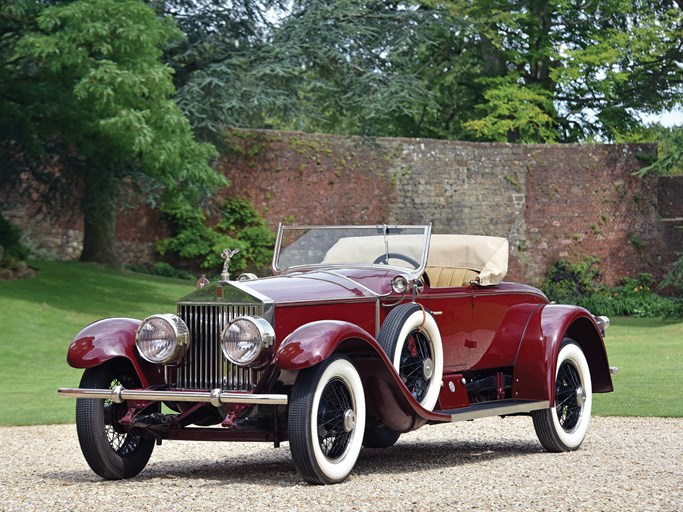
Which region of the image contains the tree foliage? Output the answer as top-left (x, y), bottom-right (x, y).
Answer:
top-left (2, 0), bottom-right (221, 265)
top-left (157, 0), bottom-right (683, 143)
top-left (3, 0), bottom-right (682, 268)
top-left (157, 197), bottom-right (276, 274)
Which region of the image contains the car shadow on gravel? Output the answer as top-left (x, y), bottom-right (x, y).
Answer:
top-left (48, 439), bottom-right (543, 487)
top-left (355, 439), bottom-right (543, 477)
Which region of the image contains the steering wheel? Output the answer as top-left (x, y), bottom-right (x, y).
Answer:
top-left (373, 252), bottom-right (420, 269)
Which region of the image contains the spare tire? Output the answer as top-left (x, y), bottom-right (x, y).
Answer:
top-left (378, 303), bottom-right (443, 411)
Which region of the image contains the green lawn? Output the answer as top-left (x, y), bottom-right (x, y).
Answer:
top-left (593, 317), bottom-right (683, 417)
top-left (0, 260), bottom-right (194, 426)
top-left (0, 261), bottom-right (680, 425)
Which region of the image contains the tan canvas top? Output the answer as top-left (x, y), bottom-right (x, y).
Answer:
top-left (323, 233), bottom-right (508, 286)
top-left (428, 234), bottom-right (508, 286)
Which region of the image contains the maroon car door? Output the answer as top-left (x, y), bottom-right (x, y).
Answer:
top-left (467, 284), bottom-right (546, 370)
top-left (423, 287), bottom-right (474, 373)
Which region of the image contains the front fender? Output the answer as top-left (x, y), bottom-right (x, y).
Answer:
top-left (513, 305), bottom-right (613, 404)
top-left (66, 317), bottom-right (164, 387)
top-left (275, 320), bottom-right (377, 370)
top-left (274, 319), bottom-right (447, 433)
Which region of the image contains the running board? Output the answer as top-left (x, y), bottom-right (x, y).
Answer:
top-left (437, 399), bottom-right (550, 423)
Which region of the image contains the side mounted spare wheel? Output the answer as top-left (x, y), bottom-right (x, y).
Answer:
top-left (378, 302), bottom-right (444, 411)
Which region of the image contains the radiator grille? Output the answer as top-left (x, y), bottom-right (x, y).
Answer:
top-left (174, 303), bottom-right (264, 390)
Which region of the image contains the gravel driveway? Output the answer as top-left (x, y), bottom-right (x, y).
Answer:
top-left (1, 416), bottom-right (680, 512)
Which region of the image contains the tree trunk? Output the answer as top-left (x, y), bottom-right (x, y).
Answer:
top-left (80, 165), bottom-right (120, 266)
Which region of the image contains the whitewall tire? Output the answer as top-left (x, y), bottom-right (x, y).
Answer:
top-left (378, 303), bottom-right (443, 411)
top-left (289, 354), bottom-right (366, 484)
top-left (533, 339), bottom-right (592, 452)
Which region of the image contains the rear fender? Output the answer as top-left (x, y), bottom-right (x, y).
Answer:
top-left (66, 317), bottom-right (164, 387)
top-left (513, 305), bottom-right (613, 404)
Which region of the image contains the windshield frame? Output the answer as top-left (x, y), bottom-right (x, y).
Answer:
top-left (272, 224), bottom-right (432, 276)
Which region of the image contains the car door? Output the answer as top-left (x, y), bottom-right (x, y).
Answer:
top-left (466, 288), bottom-right (518, 370)
top-left (467, 284), bottom-right (546, 370)
top-left (424, 287), bottom-right (474, 373)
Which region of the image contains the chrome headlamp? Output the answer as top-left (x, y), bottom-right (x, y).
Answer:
top-left (221, 316), bottom-right (275, 367)
top-left (391, 275), bottom-right (410, 294)
top-left (135, 314), bottom-right (190, 365)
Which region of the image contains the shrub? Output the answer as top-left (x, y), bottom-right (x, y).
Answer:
top-left (660, 253), bottom-right (683, 294)
top-left (542, 259), bottom-right (683, 319)
top-left (542, 257), bottom-right (602, 304)
top-left (0, 213), bottom-right (29, 263)
top-left (125, 261), bottom-right (195, 281)
top-left (157, 197), bottom-right (275, 275)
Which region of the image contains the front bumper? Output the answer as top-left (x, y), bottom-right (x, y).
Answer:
top-left (57, 387), bottom-right (288, 407)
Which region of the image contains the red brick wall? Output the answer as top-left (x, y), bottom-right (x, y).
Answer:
top-left (216, 130), bottom-right (396, 228)
top-left (4, 130), bottom-right (680, 286)
top-left (524, 144), bottom-right (664, 284)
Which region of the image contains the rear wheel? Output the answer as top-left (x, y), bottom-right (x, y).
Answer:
top-left (289, 354), bottom-right (366, 484)
top-left (532, 340), bottom-right (592, 452)
top-left (76, 360), bottom-right (156, 479)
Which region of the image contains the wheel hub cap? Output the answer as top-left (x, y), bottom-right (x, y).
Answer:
top-left (422, 358), bottom-right (434, 380)
top-left (343, 409), bottom-right (356, 432)
top-left (576, 386), bottom-right (587, 406)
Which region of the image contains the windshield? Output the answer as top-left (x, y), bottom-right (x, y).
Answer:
top-left (273, 225), bottom-right (431, 274)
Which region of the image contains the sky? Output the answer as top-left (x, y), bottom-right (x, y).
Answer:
top-left (643, 108), bottom-right (683, 127)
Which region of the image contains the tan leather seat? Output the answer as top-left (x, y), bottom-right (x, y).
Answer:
top-left (425, 266), bottom-right (480, 288)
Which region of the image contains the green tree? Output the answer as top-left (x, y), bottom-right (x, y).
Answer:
top-left (420, 0), bottom-right (683, 142)
top-left (150, 0), bottom-right (441, 138)
top-left (2, 0), bottom-right (221, 265)
top-left (156, 0), bottom-right (683, 143)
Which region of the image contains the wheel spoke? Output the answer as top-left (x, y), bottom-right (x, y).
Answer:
top-left (399, 330), bottom-right (433, 402)
top-left (317, 378), bottom-right (355, 460)
top-left (105, 374), bottom-right (143, 455)
top-left (555, 361), bottom-right (583, 431)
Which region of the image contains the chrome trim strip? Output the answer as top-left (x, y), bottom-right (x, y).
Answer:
top-left (449, 400), bottom-right (550, 422)
top-left (375, 297), bottom-right (380, 338)
top-left (57, 387), bottom-right (288, 406)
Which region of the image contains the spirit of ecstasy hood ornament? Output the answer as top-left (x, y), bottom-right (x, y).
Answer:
top-left (220, 248), bottom-right (240, 281)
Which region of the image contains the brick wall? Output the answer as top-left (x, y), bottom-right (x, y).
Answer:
top-left (658, 176), bottom-right (683, 276)
top-left (4, 129), bottom-right (681, 286)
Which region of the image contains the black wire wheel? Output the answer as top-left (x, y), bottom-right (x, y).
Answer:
top-left (378, 303), bottom-right (443, 411)
top-left (532, 339), bottom-right (593, 452)
top-left (289, 354), bottom-right (366, 484)
top-left (75, 360), bottom-right (157, 479)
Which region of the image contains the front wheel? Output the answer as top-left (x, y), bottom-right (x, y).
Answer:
top-left (76, 360), bottom-right (156, 479)
top-left (289, 354), bottom-right (366, 484)
top-left (532, 340), bottom-right (592, 452)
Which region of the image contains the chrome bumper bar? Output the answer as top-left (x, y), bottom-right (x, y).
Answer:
top-left (57, 387), bottom-right (288, 407)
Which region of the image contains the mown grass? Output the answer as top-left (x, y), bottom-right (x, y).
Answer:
top-left (0, 261), bottom-right (680, 425)
top-left (593, 317), bottom-right (683, 417)
top-left (0, 260), bottom-right (194, 426)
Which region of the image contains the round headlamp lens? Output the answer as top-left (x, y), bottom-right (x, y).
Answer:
top-left (392, 275), bottom-right (409, 294)
top-left (136, 314), bottom-right (189, 364)
top-left (221, 317), bottom-right (274, 367)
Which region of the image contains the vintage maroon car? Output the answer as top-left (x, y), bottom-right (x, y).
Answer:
top-left (59, 224), bottom-right (613, 484)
